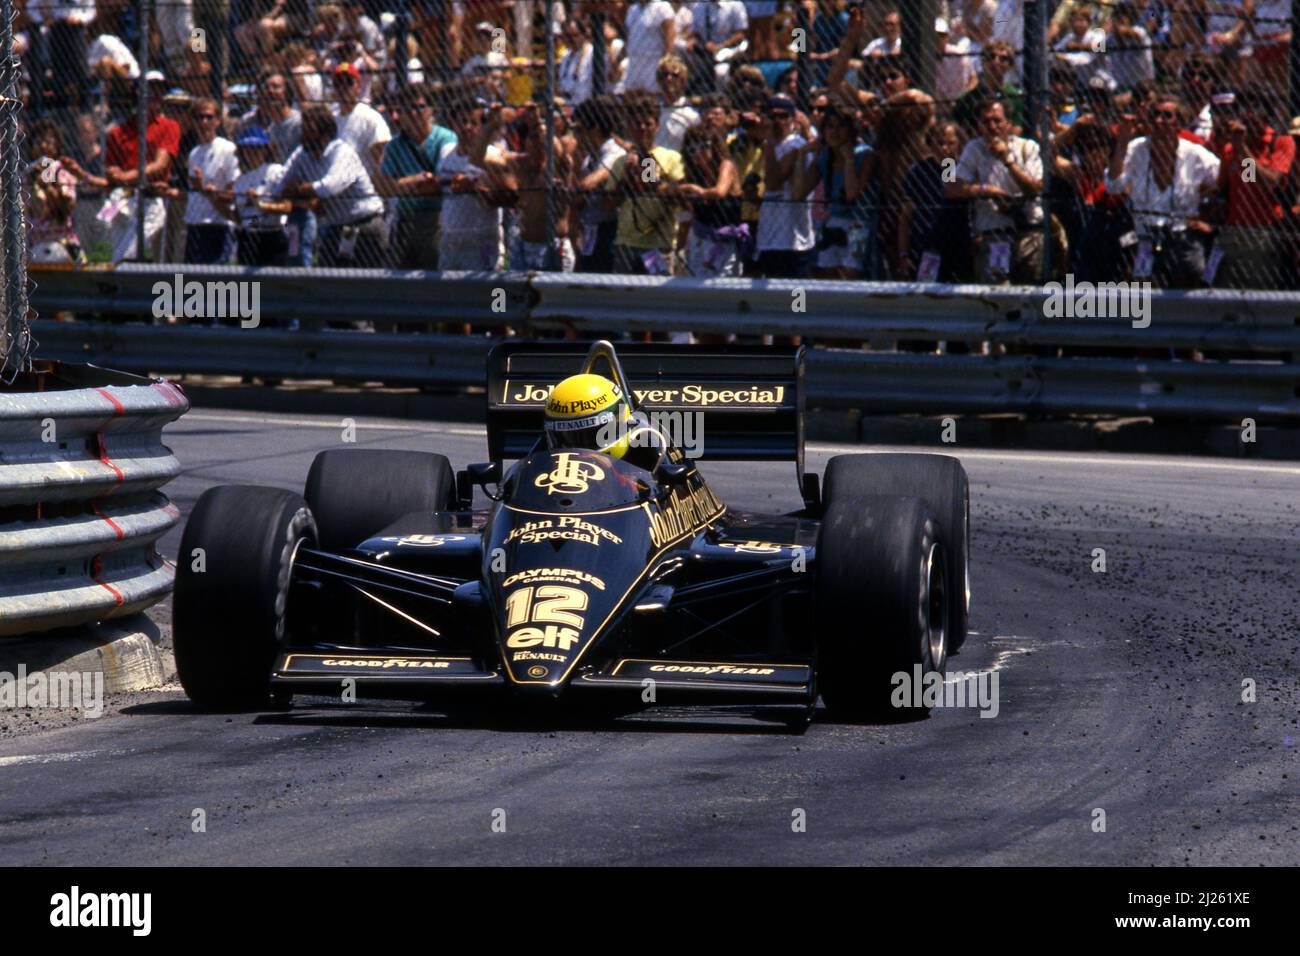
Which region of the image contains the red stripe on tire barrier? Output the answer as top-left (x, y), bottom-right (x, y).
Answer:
top-left (91, 554), bottom-right (125, 608)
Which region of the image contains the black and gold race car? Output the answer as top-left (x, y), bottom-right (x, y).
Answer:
top-left (173, 341), bottom-right (970, 724)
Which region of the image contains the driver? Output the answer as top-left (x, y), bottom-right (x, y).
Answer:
top-left (543, 373), bottom-right (667, 471)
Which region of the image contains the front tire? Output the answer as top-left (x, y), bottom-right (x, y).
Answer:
top-left (816, 495), bottom-right (949, 722)
top-left (304, 449), bottom-right (457, 551)
top-left (173, 486), bottom-right (317, 710)
top-left (823, 453), bottom-right (970, 651)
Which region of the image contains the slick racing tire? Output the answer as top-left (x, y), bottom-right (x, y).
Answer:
top-left (304, 450), bottom-right (457, 551)
top-left (823, 453), bottom-right (970, 652)
top-left (173, 486), bottom-right (317, 710)
top-left (816, 495), bottom-right (949, 722)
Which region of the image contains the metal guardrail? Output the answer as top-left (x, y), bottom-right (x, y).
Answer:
top-left (0, 363), bottom-right (189, 636)
top-left (28, 265), bottom-right (1300, 421)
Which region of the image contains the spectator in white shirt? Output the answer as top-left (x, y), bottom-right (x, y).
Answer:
top-left (618, 0), bottom-right (677, 93)
top-left (206, 126), bottom-right (293, 266)
top-left (946, 97), bottom-right (1045, 283)
top-left (330, 61), bottom-right (391, 183)
top-left (1105, 2), bottom-right (1154, 93)
top-left (655, 54), bottom-right (700, 152)
top-left (184, 97), bottom-right (239, 264)
top-left (87, 30), bottom-right (137, 80)
top-left (684, 0), bottom-right (747, 93)
top-left (558, 18), bottom-right (596, 104)
top-left (754, 95), bottom-right (815, 278)
top-left (1052, 4), bottom-right (1107, 89)
top-left (438, 101), bottom-right (513, 272)
top-left (935, 17), bottom-right (977, 107)
top-left (1105, 93), bottom-right (1220, 287)
top-left (278, 104), bottom-right (388, 266)
top-left (864, 8), bottom-right (902, 57)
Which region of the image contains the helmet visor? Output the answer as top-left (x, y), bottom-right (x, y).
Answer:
top-left (545, 409), bottom-right (618, 452)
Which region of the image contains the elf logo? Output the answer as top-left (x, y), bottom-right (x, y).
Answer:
top-left (50, 886), bottom-right (151, 936)
top-left (507, 625), bottom-right (581, 651)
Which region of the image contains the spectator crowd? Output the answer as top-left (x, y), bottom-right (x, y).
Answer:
top-left (14, 0), bottom-right (1300, 291)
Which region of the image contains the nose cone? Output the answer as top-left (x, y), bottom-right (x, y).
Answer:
top-left (485, 507), bottom-right (654, 691)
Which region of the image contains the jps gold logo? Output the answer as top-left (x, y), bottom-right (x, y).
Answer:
top-left (535, 453), bottom-right (605, 495)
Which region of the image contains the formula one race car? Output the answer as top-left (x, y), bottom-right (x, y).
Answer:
top-left (174, 341), bottom-right (970, 724)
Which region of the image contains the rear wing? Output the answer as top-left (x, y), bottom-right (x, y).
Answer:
top-left (486, 342), bottom-right (806, 493)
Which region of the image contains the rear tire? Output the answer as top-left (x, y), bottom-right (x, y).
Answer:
top-left (823, 453), bottom-right (970, 651)
top-left (816, 495), bottom-right (949, 722)
top-left (304, 450), bottom-right (457, 551)
top-left (173, 486), bottom-right (317, 710)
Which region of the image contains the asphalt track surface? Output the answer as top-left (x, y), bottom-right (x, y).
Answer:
top-left (1, 408), bottom-right (1297, 865)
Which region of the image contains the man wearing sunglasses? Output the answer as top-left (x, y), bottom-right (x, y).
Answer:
top-left (953, 40), bottom-right (1025, 137)
top-left (184, 97), bottom-right (238, 264)
top-left (1106, 94), bottom-right (1220, 288)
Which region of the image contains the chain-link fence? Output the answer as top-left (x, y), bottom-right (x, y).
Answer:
top-left (2, 0), bottom-right (34, 381)
top-left (10, 1), bottom-right (1300, 290)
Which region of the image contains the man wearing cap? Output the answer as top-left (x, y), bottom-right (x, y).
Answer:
top-left (212, 126), bottom-right (293, 266)
top-left (184, 96), bottom-right (239, 264)
top-left (331, 61), bottom-right (392, 184)
top-left (377, 85), bottom-right (457, 269)
top-left (278, 104), bottom-right (388, 267)
top-left (754, 94), bottom-right (814, 278)
top-left (97, 71), bottom-right (182, 262)
top-left (238, 70), bottom-right (313, 267)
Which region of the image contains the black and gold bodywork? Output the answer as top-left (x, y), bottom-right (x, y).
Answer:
top-left (269, 342), bottom-right (822, 711)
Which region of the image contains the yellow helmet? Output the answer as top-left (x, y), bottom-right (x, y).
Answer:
top-left (544, 373), bottom-right (633, 459)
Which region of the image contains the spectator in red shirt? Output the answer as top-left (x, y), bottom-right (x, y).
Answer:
top-left (1214, 88), bottom-right (1296, 289)
top-left (64, 71), bottom-right (182, 262)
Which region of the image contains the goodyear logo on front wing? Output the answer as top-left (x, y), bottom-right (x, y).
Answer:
top-left (320, 658), bottom-right (451, 669)
top-left (650, 664), bottom-right (776, 676)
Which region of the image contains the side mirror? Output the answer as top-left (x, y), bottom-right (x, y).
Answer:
top-left (657, 461), bottom-right (691, 486)
top-left (466, 461), bottom-right (501, 487)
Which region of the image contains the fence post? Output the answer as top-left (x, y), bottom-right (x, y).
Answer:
top-left (0, 0), bottom-right (31, 380)
top-left (795, 3), bottom-right (810, 113)
top-left (904, 0), bottom-right (942, 98)
top-left (135, 0), bottom-right (151, 263)
top-left (543, 0), bottom-right (557, 270)
top-left (1024, 0), bottom-right (1050, 283)
top-left (592, 7), bottom-right (607, 97)
top-left (1291, 9), bottom-right (1300, 121)
top-left (395, 0), bottom-right (410, 89)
